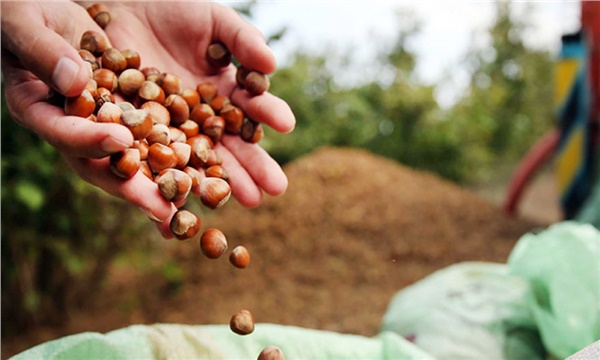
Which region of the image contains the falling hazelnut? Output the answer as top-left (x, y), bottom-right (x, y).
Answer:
top-left (230, 309), bottom-right (254, 335)
top-left (258, 346), bottom-right (285, 360)
top-left (229, 245), bottom-right (250, 269)
top-left (200, 228), bottom-right (228, 259)
top-left (170, 209), bottom-right (201, 240)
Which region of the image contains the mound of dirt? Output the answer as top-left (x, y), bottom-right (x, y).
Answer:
top-left (2, 147), bottom-right (544, 358)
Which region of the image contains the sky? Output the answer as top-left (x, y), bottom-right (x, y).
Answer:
top-left (220, 1), bottom-right (582, 108)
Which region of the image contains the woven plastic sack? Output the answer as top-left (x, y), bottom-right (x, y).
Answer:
top-left (10, 323), bottom-right (434, 360)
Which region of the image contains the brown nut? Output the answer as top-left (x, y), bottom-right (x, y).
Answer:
top-left (209, 95), bottom-right (231, 113)
top-left (204, 165), bottom-right (229, 181)
top-left (117, 101), bottom-right (136, 113)
top-left (121, 49), bottom-right (141, 69)
top-left (170, 209), bottom-right (201, 240)
top-left (169, 126), bottom-right (187, 144)
top-left (96, 101), bottom-right (123, 123)
top-left (258, 346), bottom-right (285, 360)
top-left (110, 148), bottom-right (140, 179)
top-left (202, 115), bottom-right (225, 143)
top-left (221, 105), bottom-right (245, 134)
top-left (206, 42), bottom-right (232, 68)
top-left (93, 68), bottom-right (118, 92)
top-left (164, 94), bottom-right (189, 125)
top-left (204, 149), bottom-right (222, 167)
top-left (236, 66), bottom-right (250, 88)
top-left (199, 177), bottom-right (231, 209)
top-left (80, 30), bottom-right (108, 56)
top-left (183, 166), bottom-right (203, 190)
top-left (101, 48), bottom-right (127, 74)
top-left (169, 142), bottom-right (191, 169)
top-left (187, 134), bottom-right (214, 168)
top-left (147, 142), bottom-right (178, 173)
top-left (181, 88), bottom-right (200, 109)
top-left (244, 71), bottom-right (270, 96)
top-left (132, 140), bottom-right (149, 160)
top-left (87, 3), bottom-right (111, 29)
top-left (146, 123), bottom-right (171, 145)
top-left (196, 82), bottom-right (217, 104)
top-left (141, 66), bottom-right (161, 80)
top-left (141, 101), bottom-right (170, 126)
top-left (229, 245), bottom-right (250, 269)
top-left (179, 119), bottom-right (200, 138)
top-left (140, 160), bottom-right (153, 179)
top-left (118, 68), bottom-right (145, 97)
top-left (190, 103), bottom-right (215, 126)
top-left (137, 80), bottom-right (165, 105)
top-left (85, 78), bottom-right (99, 99)
top-left (230, 309), bottom-right (254, 335)
top-left (157, 73), bottom-right (182, 96)
top-left (64, 89), bottom-right (95, 117)
top-left (78, 49), bottom-right (100, 71)
top-left (120, 109), bottom-right (152, 140)
top-left (200, 228), bottom-right (228, 259)
top-left (155, 168), bottom-right (192, 202)
top-left (241, 120), bottom-right (264, 143)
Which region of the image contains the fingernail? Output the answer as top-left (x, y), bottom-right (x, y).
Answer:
top-left (100, 135), bottom-right (131, 154)
top-left (52, 57), bottom-right (81, 95)
top-left (139, 207), bottom-right (163, 223)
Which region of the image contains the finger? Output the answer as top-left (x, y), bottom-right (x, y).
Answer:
top-left (4, 79), bottom-right (133, 158)
top-left (154, 206), bottom-right (178, 240)
top-left (230, 89), bottom-right (296, 134)
top-left (211, 4), bottom-right (276, 74)
top-left (64, 156), bottom-right (174, 223)
top-left (1, 2), bottom-right (94, 97)
top-left (214, 142), bottom-right (264, 208)
top-left (220, 135), bottom-right (289, 196)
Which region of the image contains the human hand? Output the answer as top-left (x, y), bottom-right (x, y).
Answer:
top-left (2, 1), bottom-right (295, 238)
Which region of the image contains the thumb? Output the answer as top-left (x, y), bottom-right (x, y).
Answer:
top-left (1, 3), bottom-right (94, 97)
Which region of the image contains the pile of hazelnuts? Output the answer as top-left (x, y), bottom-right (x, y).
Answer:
top-left (54, 4), bottom-right (285, 359)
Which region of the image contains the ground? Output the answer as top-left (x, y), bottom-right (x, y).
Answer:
top-left (2, 147), bottom-right (556, 359)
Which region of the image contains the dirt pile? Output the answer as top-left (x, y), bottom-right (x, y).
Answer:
top-left (2, 146), bottom-right (544, 358)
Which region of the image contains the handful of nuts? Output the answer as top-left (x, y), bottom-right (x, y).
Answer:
top-left (62, 5), bottom-right (283, 357)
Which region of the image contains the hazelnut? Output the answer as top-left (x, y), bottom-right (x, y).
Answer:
top-left (164, 94), bottom-right (189, 125)
top-left (206, 42), bottom-right (231, 68)
top-left (209, 95), bottom-right (230, 113)
top-left (139, 160), bottom-right (153, 180)
top-left (179, 119), bottom-right (200, 138)
top-left (96, 102), bottom-right (123, 123)
top-left (64, 89), bottom-right (95, 118)
top-left (170, 209), bottom-right (201, 240)
top-left (204, 165), bottom-right (229, 181)
top-left (183, 166), bottom-right (203, 190)
top-left (141, 101), bottom-right (170, 126)
top-left (147, 142), bottom-right (178, 173)
top-left (190, 103), bottom-right (215, 126)
top-left (202, 115), bottom-right (225, 143)
top-left (241, 120), bottom-right (264, 143)
top-left (220, 105), bottom-right (245, 134)
top-left (118, 69), bottom-right (146, 97)
top-left (146, 123), bottom-right (171, 145)
top-left (181, 88), bottom-right (200, 108)
top-left (155, 168), bottom-right (192, 202)
top-left (229, 245), bottom-right (250, 269)
top-left (141, 66), bottom-right (161, 80)
top-left (87, 3), bottom-right (111, 29)
top-left (78, 49), bottom-right (100, 71)
top-left (137, 80), bottom-right (165, 105)
top-left (157, 73), bottom-right (182, 96)
top-left (258, 346), bottom-right (285, 360)
top-left (84, 78), bottom-right (98, 99)
top-left (101, 48), bottom-right (127, 74)
top-left (132, 140), bottom-right (149, 160)
top-left (230, 309), bottom-right (254, 335)
top-left (199, 177), bottom-right (231, 209)
top-left (200, 228), bottom-right (228, 259)
top-left (80, 30), bottom-right (108, 56)
top-left (120, 109), bottom-right (153, 140)
top-left (169, 126), bottom-right (187, 143)
top-left (169, 142), bottom-right (191, 169)
top-left (93, 68), bottom-right (118, 92)
top-left (186, 134), bottom-right (214, 168)
top-left (244, 71), bottom-right (270, 96)
top-left (235, 66), bottom-right (250, 88)
top-left (117, 101), bottom-right (136, 113)
top-left (109, 148), bottom-right (140, 179)
top-left (204, 149), bottom-right (222, 167)
top-left (121, 49), bottom-right (141, 69)
top-left (196, 82), bottom-right (217, 104)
